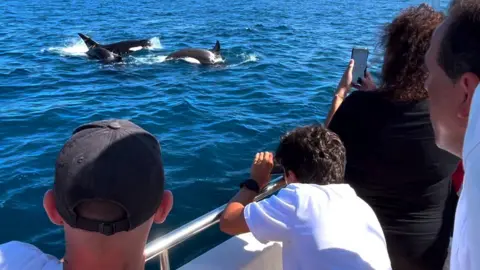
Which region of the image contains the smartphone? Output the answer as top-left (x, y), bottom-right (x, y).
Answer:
top-left (351, 48), bottom-right (369, 83)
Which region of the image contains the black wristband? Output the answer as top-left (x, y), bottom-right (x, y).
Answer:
top-left (239, 179), bottom-right (260, 194)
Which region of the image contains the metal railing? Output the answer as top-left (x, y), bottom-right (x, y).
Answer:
top-left (144, 176), bottom-right (286, 270)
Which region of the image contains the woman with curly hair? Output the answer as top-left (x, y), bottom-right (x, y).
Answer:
top-left (325, 4), bottom-right (460, 270)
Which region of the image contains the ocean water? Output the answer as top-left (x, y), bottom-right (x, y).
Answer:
top-left (0, 0), bottom-right (447, 268)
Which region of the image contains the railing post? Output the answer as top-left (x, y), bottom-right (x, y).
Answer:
top-left (159, 250), bottom-right (170, 270)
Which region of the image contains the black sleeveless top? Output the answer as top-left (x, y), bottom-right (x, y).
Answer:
top-left (328, 90), bottom-right (459, 270)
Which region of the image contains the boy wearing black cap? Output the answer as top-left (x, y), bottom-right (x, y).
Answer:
top-left (0, 119), bottom-right (173, 270)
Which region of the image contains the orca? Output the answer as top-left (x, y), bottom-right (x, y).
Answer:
top-left (166, 41), bottom-right (222, 65)
top-left (87, 47), bottom-right (122, 63)
top-left (78, 33), bottom-right (152, 63)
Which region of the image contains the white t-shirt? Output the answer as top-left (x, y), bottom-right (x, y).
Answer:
top-left (450, 84), bottom-right (480, 270)
top-left (244, 183), bottom-right (391, 270)
top-left (0, 241), bottom-right (62, 270)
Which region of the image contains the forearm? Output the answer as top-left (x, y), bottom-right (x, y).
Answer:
top-left (219, 188), bottom-right (258, 235)
top-left (325, 87), bottom-right (347, 127)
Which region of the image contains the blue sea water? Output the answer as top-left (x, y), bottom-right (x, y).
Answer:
top-left (0, 0), bottom-right (448, 268)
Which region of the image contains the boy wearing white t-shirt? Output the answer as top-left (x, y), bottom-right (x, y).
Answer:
top-left (220, 125), bottom-right (391, 270)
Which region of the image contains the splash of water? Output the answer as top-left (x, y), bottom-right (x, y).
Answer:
top-left (241, 53), bottom-right (258, 63)
top-left (44, 39), bottom-right (88, 56)
top-left (227, 53), bottom-right (258, 68)
top-left (131, 55), bottom-right (168, 65)
top-left (148, 37), bottom-right (162, 50)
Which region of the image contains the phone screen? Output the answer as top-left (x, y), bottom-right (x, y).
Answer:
top-left (351, 48), bottom-right (369, 83)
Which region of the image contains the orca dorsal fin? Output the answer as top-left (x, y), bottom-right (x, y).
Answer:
top-left (211, 40), bottom-right (220, 53)
top-left (78, 33), bottom-right (100, 49)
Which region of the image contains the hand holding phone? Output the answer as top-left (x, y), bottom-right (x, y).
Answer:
top-left (354, 71), bottom-right (377, 91)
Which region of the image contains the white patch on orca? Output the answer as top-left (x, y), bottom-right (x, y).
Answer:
top-left (213, 55), bottom-right (225, 64)
top-left (129, 46), bottom-right (143, 52)
top-left (183, 57), bottom-right (202, 64)
top-left (203, 51), bottom-right (224, 64)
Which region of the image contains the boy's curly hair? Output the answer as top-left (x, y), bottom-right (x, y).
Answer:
top-left (275, 125), bottom-right (345, 185)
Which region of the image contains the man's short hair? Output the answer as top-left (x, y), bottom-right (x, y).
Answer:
top-left (54, 119), bottom-right (165, 236)
top-left (275, 125), bottom-right (346, 185)
top-left (438, 0), bottom-right (480, 82)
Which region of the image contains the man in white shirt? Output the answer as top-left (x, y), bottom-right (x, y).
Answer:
top-left (219, 125), bottom-right (391, 270)
top-left (0, 119), bottom-right (173, 270)
top-left (424, 1), bottom-right (480, 269)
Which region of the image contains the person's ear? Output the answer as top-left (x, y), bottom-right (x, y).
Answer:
top-left (285, 170), bottom-right (299, 184)
top-left (457, 72), bottom-right (479, 120)
top-left (43, 190), bottom-right (64, 226)
top-left (153, 190), bottom-right (173, 224)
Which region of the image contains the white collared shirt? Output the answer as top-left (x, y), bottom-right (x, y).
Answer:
top-left (450, 84), bottom-right (480, 270)
top-left (244, 183), bottom-right (392, 270)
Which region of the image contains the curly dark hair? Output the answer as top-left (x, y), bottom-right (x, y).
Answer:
top-left (379, 3), bottom-right (445, 101)
top-left (437, 0), bottom-right (480, 82)
top-left (274, 125), bottom-right (345, 185)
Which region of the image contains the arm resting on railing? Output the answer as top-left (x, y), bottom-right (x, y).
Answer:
top-left (219, 188), bottom-right (257, 235)
top-left (220, 152), bottom-right (275, 236)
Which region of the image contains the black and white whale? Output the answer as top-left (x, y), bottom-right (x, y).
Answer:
top-left (166, 41), bottom-right (222, 65)
top-left (78, 33), bottom-right (152, 63)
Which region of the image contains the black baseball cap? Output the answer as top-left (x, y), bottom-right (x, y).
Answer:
top-left (54, 119), bottom-right (165, 236)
